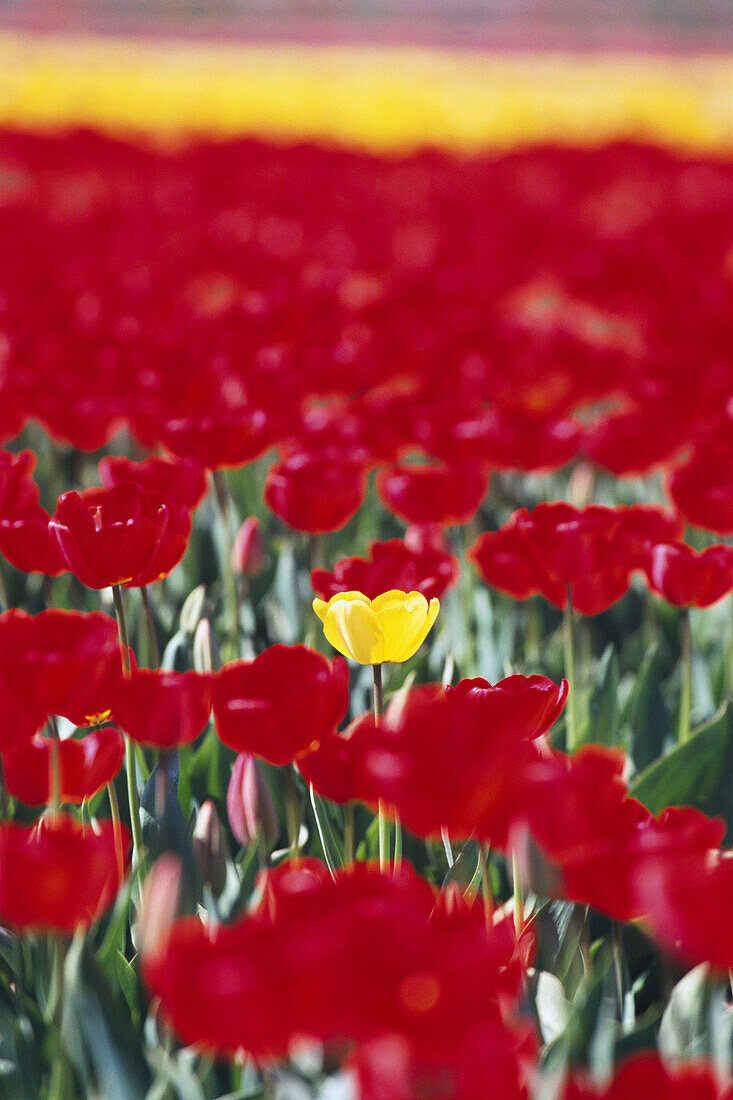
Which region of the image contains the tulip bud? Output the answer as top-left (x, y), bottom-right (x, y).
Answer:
top-left (136, 853), bottom-right (182, 961)
top-left (231, 517), bottom-right (265, 577)
top-left (193, 617), bottom-right (220, 673)
top-left (227, 753), bottom-right (279, 850)
top-left (193, 800), bottom-right (229, 894)
top-left (180, 584), bottom-right (207, 636)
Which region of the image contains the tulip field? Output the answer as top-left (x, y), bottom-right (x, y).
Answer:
top-left (0, 29), bottom-right (733, 1100)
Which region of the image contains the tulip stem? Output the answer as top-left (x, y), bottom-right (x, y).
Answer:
top-left (343, 804), bottom-right (355, 864)
top-left (373, 664), bottom-right (389, 873)
top-left (212, 470), bottom-right (242, 661)
top-left (112, 585), bottom-right (144, 867)
top-left (393, 813), bottom-right (402, 871)
top-left (512, 850), bottom-right (524, 938)
top-left (48, 715), bottom-right (61, 814)
top-left (48, 937), bottom-right (70, 1100)
top-left (563, 586), bottom-right (579, 751)
top-left (140, 586), bottom-right (161, 667)
top-left (678, 608), bottom-right (692, 744)
top-left (478, 845), bottom-right (494, 930)
top-left (284, 766), bottom-right (302, 859)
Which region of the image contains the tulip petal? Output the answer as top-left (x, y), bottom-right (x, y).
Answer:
top-left (324, 597), bottom-right (385, 664)
top-left (370, 591), bottom-right (427, 663)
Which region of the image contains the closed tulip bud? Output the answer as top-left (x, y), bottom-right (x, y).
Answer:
top-left (180, 584), bottom-right (207, 636)
top-left (227, 753), bottom-right (279, 850)
top-left (136, 853), bottom-right (183, 961)
top-left (193, 617), bottom-right (220, 673)
top-left (193, 801), bottom-right (229, 894)
top-left (232, 517), bottom-right (265, 577)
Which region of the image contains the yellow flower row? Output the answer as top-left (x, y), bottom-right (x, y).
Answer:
top-left (1, 31), bottom-right (732, 153)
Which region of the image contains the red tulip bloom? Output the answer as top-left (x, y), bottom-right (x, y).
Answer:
top-left (631, 847), bottom-right (733, 972)
top-left (563, 1052), bottom-right (726, 1100)
top-left (614, 504), bottom-right (684, 569)
top-left (265, 450), bottom-right (367, 534)
top-left (311, 534), bottom-right (459, 604)
top-left (0, 609), bottom-right (123, 747)
top-left (303, 676), bottom-right (566, 843)
top-left (213, 645), bottom-right (350, 765)
top-left (514, 746), bottom-right (725, 921)
top-left (645, 542), bottom-right (733, 608)
top-left (666, 422), bottom-right (733, 535)
top-left (3, 726), bottom-right (125, 805)
top-left (50, 482), bottom-right (192, 588)
top-left (0, 449), bottom-right (66, 575)
top-left (0, 815), bottom-right (129, 933)
top-left (99, 454), bottom-right (208, 509)
top-left (157, 406), bottom-right (282, 470)
top-left (376, 461), bottom-right (489, 527)
top-left (144, 859), bottom-right (527, 1058)
top-left (111, 668), bottom-right (212, 748)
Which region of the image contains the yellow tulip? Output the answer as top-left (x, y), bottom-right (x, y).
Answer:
top-left (312, 590), bottom-right (439, 665)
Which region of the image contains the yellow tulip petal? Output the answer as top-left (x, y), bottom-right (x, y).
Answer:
top-left (323, 596), bottom-right (385, 664)
top-left (312, 598), bottom-right (329, 623)
top-left (403, 596), bottom-right (440, 658)
top-left (372, 591), bottom-right (429, 663)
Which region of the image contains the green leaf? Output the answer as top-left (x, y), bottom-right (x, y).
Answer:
top-left (582, 645), bottom-right (620, 747)
top-left (61, 935), bottom-right (152, 1100)
top-left (658, 964), bottom-right (714, 1061)
top-left (630, 702), bottom-right (733, 835)
top-left (625, 645), bottom-right (670, 772)
top-left (309, 786), bottom-right (344, 875)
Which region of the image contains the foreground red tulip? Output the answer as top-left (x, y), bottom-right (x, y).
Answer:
top-left (301, 676), bottom-right (566, 843)
top-left (111, 668), bottom-right (212, 748)
top-left (311, 531), bottom-right (459, 603)
top-left (0, 609), bottom-right (123, 747)
top-left (3, 726), bottom-right (125, 805)
top-left (213, 645), bottom-right (350, 764)
top-left (49, 482), bottom-right (191, 588)
top-left (644, 542), bottom-right (733, 608)
top-left (0, 449), bottom-right (66, 575)
top-left (143, 859), bottom-right (528, 1058)
top-left (0, 815), bottom-right (129, 932)
top-left (265, 450), bottom-right (367, 533)
top-left (376, 461), bottom-right (489, 527)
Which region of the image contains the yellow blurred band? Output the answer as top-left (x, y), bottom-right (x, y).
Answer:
top-left (1, 30), bottom-right (732, 152)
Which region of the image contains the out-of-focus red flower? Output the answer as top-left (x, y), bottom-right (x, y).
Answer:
top-left (156, 406), bottom-right (284, 470)
top-left (0, 815), bottom-right (129, 933)
top-left (582, 401), bottom-right (689, 476)
top-left (227, 752), bottom-right (279, 849)
top-left (49, 482), bottom-right (191, 588)
top-left (349, 1019), bottom-right (536, 1100)
top-left (644, 542), bottom-right (733, 607)
top-left (424, 403), bottom-right (580, 473)
top-left (0, 609), bottom-right (123, 747)
top-left (666, 420), bottom-right (733, 535)
top-left (0, 449), bottom-right (66, 575)
top-left (143, 859), bottom-right (528, 1058)
top-left (563, 1052), bottom-right (726, 1099)
top-left (265, 451), bottom-right (367, 533)
top-left (3, 726), bottom-right (125, 805)
top-left (514, 746), bottom-right (725, 921)
top-left (111, 668), bottom-right (212, 748)
top-left (376, 461), bottom-right (488, 527)
top-left (311, 534), bottom-right (458, 604)
top-left (231, 516), bottom-right (265, 577)
top-left (630, 847), bottom-right (733, 972)
top-left (469, 503), bottom-right (644, 614)
top-left (614, 504), bottom-right (684, 568)
top-left (302, 676), bottom-right (565, 843)
top-left (99, 454), bottom-right (208, 510)
top-left (213, 645), bottom-right (349, 765)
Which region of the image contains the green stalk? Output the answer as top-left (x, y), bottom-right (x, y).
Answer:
top-left (373, 664), bottom-right (389, 872)
top-left (212, 470), bottom-right (242, 660)
top-left (112, 586), bottom-right (143, 866)
top-left (563, 585), bottom-right (579, 751)
top-left (140, 586), bottom-right (161, 667)
top-left (284, 766), bottom-right (302, 858)
top-left (512, 850), bottom-right (523, 938)
top-left (478, 845), bottom-right (493, 931)
top-left (678, 608), bottom-right (692, 743)
top-left (47, 937), bottom-right (70, 1100)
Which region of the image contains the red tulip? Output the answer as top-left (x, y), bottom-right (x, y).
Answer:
top-left (666, 420), bottom-right (733, 535)
top-left (0, 609), bottom-right (123, 747)
top-left (644, 542), bottom-right (733, 608)
top-left (0, 449), bottom-right (66, 575)
top-left (111, 668), bottom-right (212, 748)
top-left (376, 461), bottom-right (489, 527)
top-left (143, 859), bottom-right (527, 1058)
top-left (0, 815), bottom-right (129, 933)
top-left (514, 745), bottom-right (725, 921)
top-left (264, 450), bottom-right (367, 534)
top-left (157, 406), bottom-right (283, 470)
top-left (563, 1052), bottom-right (726, 1099)
top-left (213, 645), bottom-right (349, 765)
top-left (302, 676), bottom-right (566, 843)
top-left (311, 534), bottom-right (458, 604)
top-left (99, 454), bottom-right (208, 509)
top-left (3, 726), bottom-right (125, 805)
top-left (631, 847), bottom-right (733, 972)
top-left (49, 482), bottom-right (191, 589)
